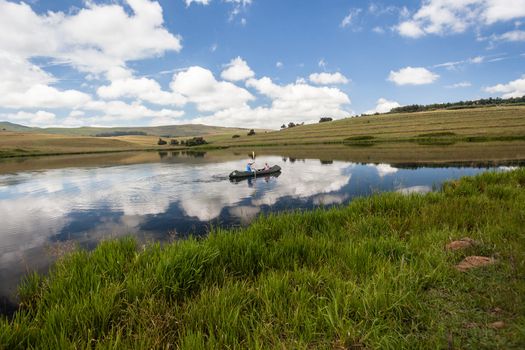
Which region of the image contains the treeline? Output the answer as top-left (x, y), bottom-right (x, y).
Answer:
top-left (390, 95), bottom-right (525, 114)
top-left (95, 131), bottom-right (147, 137)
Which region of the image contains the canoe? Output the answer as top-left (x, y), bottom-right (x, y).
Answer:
top-left (229, 165), bottom-right (281, 179)
top-left (230, 172), bottom-right (281, 183)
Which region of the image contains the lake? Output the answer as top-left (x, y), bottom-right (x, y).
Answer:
top-left (1, 146), bottom-right (524, 305)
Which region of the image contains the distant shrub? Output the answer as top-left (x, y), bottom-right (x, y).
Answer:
top-left (319, 117), bottom-right (333, 123)
top-left (280, 124), bottom-right (286, 129)
top-left (232, 134), bottom-right (240, 139)
top-left (185, 137), bottom-right (208, 147)
top-left (96, 131), bottom-right (147, 137)
top-left (170, 139), bottom-right (180, 145)
top-left (288, 122), bottom-right (296, 128)
top-left (157, 138), bottom-right (167, 145)
top-left (417, 132), bottom-right (457, 138)
top-left (247, 129), bottom-right (256, 136)
top-left (345, 135), bottom-right (375, 141)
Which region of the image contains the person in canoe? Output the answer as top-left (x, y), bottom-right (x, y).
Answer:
top-left (264, 162), bottom-right (270, 170)
top-left (246, 161), bottom-right (256, 173)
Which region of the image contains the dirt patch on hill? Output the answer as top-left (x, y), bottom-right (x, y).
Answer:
top-left (456, 256), bottom-right (497, 272)
top-left (446, 237), bottom-right (476, 251)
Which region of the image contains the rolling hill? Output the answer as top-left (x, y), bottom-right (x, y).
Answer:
top-left (0, 122), bottom-right (251, 137)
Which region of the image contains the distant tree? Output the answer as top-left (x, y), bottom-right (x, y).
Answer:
top-left (157, 138), bottom-right (167, 145)
top-left (95, 131), bottom-right (147, 137)
top-left (185, 137), bottom-right (208, 147)
top-left (170, 139), bottom-right (179, 145)
top-left (180, 140), bottom-right (185, 145)
top-left (287, 122), bottom-right (296, 128)
top-left (281, 124), bottom-right (286, 129)
top-left (232, 134), bottom-right (240, 138)
top-left (247, 129), bottom-right (256, 136)
top-left (319, 117), bottom-right (333, 123)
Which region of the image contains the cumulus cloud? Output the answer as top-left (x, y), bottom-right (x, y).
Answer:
top-left (309, 72), bottom-right (349, 85)
top-left (220, 56), bottom-right (255, 81)
top-left (0, 0), bottom-right (182, 74)
top-left (0, 0), bottom-right (183, 122)
top-left (397, 20), bottom-right (425, 38)
top-left (83, 100), bottom-right (184, 122)
top-left (0, 52), bottom-right (91, 109)
top-left (396, 0), bottom-right (525, 38)
top-left (190, 76), bottom-right (351, 128)
top-left (97, 67), bottom-right (186, 106)
top-left (364, 98), bottom-right (401, 114)
top-left (171, 66), bottom-right (254, 112)
top-left (485, 75), bottom-right (525, 98)
top-left (388, 66), bottom-right (439, 85)
top-left (1, 111), bottom-right (56, 127)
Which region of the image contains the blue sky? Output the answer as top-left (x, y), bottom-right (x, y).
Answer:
top-left (0, 0), bottom-right (524, 129)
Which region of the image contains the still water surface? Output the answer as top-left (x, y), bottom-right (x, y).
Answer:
top-left (0, 150), bottom-right (521, 302)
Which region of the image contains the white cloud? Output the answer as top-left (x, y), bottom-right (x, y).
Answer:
top-left (318, 59), bottom-right (327, 68)
top-left (276, 61), bottom-right (283, 68)
top-left (340, 8), bottom-right (361, 28)
top-left (372, 26), bottom-right (385, 34)
top-left (496, 29), bottom-right (525, 41)
top-left (397, 20), bottom-right (425, 38)
top-left (0, 0), bottom-right (182, 74)
top-left (388, 66), bottom-right (439, 85)
top-left (396, 0), bottom-right (525, 38)
top-left (0, 84), bottom-right (91, 109)
top-left (397, 185), bottom-right (432, 195)
top-left (364, 98), bottom-right (401, 114)
top-left (372, 163), bottom-right (399, 177)
top-left (220, 56), bottom-right (255, 81)
top-left (446, 81), bottom-right (472, 88)
top-left (309, 72), bottom-right (349, 85)
top-left (1, 110), bottom-right (56, 127)
top-left (97, 67), bottom-right (186, 106)
top-left (485, 75), bottom-right (525, 98)
top-left (77, 100), bottom-right (184, 125)
top-left (433, 55), bottom-right (485, 70)
top-left (469, 56), bottom-right (484, 64)
top-left (171, 66), bottom-right (254, 112)
top-left (185, 0), bottom-right (211, 6)
top-left (0, 0), bottom-right (182, 115)
top-left (191, 76), bottom-right (351, 128)
top-left (0, 52), bottom-right (92, 109)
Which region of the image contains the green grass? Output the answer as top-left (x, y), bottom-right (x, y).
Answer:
top-left (215, 106), bottom-right (525, 147)
top-left (2, 170), bottom-right (525, 349)
top-left (2, 106), bottom-right (525, 159)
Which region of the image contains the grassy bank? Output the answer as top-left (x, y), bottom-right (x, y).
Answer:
top-left (1, 169), bottom-right (525, 348)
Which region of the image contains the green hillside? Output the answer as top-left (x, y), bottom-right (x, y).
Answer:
top-left (215, 106), bottom-right (525, 147)
top-left (0, 122), bottom-right (34, 132)
top-left (0, 122), bottom-right (249, 137)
